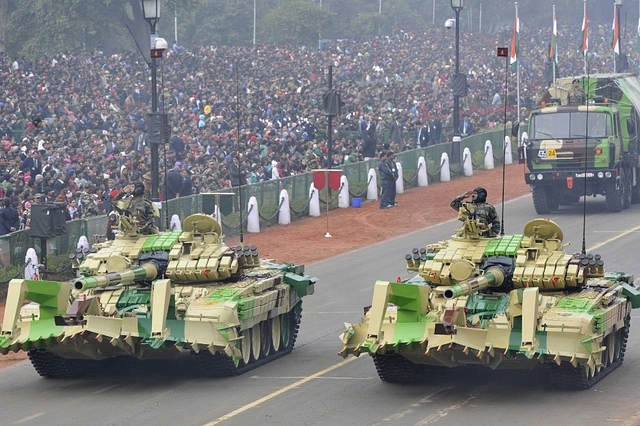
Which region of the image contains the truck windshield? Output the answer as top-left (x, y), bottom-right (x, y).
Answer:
top-left (531, 112), bottom-right (612, 139)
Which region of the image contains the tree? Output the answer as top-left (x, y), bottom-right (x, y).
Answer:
top-left (348, 13), bottom-right (387, 40)
top-left (261, 0), bottom-right (335, 47)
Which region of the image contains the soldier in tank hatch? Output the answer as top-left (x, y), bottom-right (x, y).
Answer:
top-left (113, 181), bottom-right (158, 234)
top-left (450, 187), bottom-right (500, 237)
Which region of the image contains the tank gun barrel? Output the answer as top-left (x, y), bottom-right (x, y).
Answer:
top-left (443, 268), bottom-right (506, 299)
top-left (73, 262), bottom-right (158, 291)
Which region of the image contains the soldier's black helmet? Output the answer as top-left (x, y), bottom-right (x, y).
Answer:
top-left (473, 187), bottom-right (487, 204)
top-left (133, 181), bottom-right (145, 196)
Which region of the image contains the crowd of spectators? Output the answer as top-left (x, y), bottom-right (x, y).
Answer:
top-left (0, 19), bottom-right (636, 233)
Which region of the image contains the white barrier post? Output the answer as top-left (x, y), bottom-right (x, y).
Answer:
top-left (462, 147), bottom-right (473, 176)
top-left (278, 189), bottom-right (291, 225)
top-left (440, 153), bottom-right (451, 182)
top-left (395, 161), bottom-right (404, 194)
top-left (170, 214), bottom-right (182, 230)
top-left (247, 196), bottom-right (260, 233)
top-left (77, 236), bottom-right (90, 252)
top-left (504, 135), bottom-right (513, 165)
top-left (25, 248), bottom-right (39, 280)
top-left (309, 183), bottom-right (321, 217)
top-left (417, 156), bottom-right (428, 187)
top-left (338, 175), bottom-right (350, 208)
top-left (211, 205), bottom-right (221, 225)
top-left (484, 140), bottom-right (495, 169)
top-left (366, 168), bottom-right (378, 200)
top-left (520, 131), bottom-right (528, 163)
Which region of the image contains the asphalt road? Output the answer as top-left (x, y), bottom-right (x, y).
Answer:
top-left (2, 195), bottom-right (640, 426)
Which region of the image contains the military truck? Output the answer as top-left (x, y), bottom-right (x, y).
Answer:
top-left (524, 74), bottom-right (640, 213)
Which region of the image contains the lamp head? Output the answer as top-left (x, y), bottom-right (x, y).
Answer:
top-left (450, 0), bottom-right (464, 9)
top-left (142, 0), bottom-right (161, 20)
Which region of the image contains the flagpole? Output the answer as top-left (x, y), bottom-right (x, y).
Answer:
top-left (552, 5), bottom-right (556, 82)
top-left (583, 0), bottom-right (588, 75)
top-left (614, 3), bottom-right (618, 73)
top-left (515, 2), bottom-right (520, 123)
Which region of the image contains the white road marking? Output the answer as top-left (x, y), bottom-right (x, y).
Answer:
top-left (202, 356), bottom-right (360, 426)
top-left (588, 224), bottom-right (640, 251)
top-left (92, 384), bottom-right (120, 394)
top-left (249, 375), bottom-right (373, 380)
top-left (13, 413), bottom-right (45, 424)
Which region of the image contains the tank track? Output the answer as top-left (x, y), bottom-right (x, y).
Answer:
top-left (372, 353), bottom-right (425, 383)
top-left (27, 349), bottom-right (86, 379)
top-left (549, 325), bottom-right (629, 390)
top-left (197, 302), bottom-right (303, 377)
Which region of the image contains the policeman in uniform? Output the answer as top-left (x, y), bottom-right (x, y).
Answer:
top-left (78, 182), bottom-right (99, 218)
top-left (450, 187), bottom-right (500, 236)
top-left (114, 181), bottom-right (158, 234)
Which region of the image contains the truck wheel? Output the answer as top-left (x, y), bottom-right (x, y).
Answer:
top-left (605, 178), bottom-right (623, 212)
top-left (531, 187), bottom-right (556, 214)
top-left (631, 169), bottom-right (640, 204)
top-left (622, 169), bottom-right (632, 209)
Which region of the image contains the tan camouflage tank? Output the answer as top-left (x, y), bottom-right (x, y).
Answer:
top-left (339, 206), bottom-right (640, 389)
top-left (0, 209), bottom-right (316, 378)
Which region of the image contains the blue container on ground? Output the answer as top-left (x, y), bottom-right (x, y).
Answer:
top-left (352, 197), bottom-right (362, 208)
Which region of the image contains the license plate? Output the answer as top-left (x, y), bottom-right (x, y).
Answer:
top-left (538, 149), bottom-right (557, 159)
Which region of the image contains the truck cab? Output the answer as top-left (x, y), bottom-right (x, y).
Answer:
top-left (524, 74), bottom-right (640, 213)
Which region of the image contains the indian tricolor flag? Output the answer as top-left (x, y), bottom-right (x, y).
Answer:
top-left (510, 4), bottom-right (519, 71)
top-left (549, 6), bottom-right (557, 65)
top-left (612, 4), bottom-right (620, 57)
top-left (581, 0), bottom-right (589, 58)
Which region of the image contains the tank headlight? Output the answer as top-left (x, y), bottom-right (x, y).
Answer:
top-left (528, 174), bottom-right (536, 181)
top-left (605, 171), bottom-right (612, 178)
top-left (597, 172), bottom-right (604, 178)
top-left (537, 174), bottom-right (544, 180)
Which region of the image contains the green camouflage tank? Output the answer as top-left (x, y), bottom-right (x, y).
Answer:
top-left (0, 211), bottom-right (316, 378)
top-left (339, 207), bottom-right (640, 389)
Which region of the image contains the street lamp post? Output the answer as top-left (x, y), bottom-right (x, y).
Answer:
top-left (451, 0), bottom-right (464, 163)
top-left (142, 0), bottom-right (161, 203)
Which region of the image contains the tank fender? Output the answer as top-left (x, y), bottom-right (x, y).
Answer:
top-left (622, 282), bottom-right (640, 308)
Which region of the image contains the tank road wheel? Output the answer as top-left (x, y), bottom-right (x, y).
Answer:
top-left (250, 324), bottom-right (261, 361)
top-left (260, 320), bottom-right (272, 358)
top-left (605, 177), bottom-right (623, 212)
top-left (531, 187), bottom-right (556, 214)
top-left (280, 311), bottom-right (292, 350)
top-left (240, 329), bottom-right (252, 365)
top-left (270, 316), bottom-right (281, 352)
top-left (622, 169), bottom-right (632, 209)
